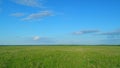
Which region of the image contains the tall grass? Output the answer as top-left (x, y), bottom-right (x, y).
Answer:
top-left (0, 46), bottom-right (120, 68)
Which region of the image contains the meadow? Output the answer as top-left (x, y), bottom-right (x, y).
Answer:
top-left (0, 45), bottom-right (120, 68)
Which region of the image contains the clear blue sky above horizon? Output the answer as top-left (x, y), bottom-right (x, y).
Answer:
top-left (0, 0), bottom-right (120, 45)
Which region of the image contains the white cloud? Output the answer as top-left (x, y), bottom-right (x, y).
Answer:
top-left (33, 36), bottom-right (40, 41)
top-left (11, 13), bottom-right (25, 17)
top-left (11, 0), bottom-right (43, 8)
top-left (22, 11), bottom-right (53, 21)
top-left (32, 36), bottom-right (55, 44)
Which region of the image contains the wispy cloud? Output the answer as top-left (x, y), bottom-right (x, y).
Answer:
top-left (11, 0), bottom-right (43, 8)
top-left (99, 29), bottom-right (120, 43)
top-left (10, 0), bottom-right (54, 21)
top-left (11, 13), bottom-right (25, 17)
top-left (73, 30), bottom-right (100, 35)
top-left (22, 11), bottom-right (53, 21)
top-left (99, 29), bottom-right (120, 35)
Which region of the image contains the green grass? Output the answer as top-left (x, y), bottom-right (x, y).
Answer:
top-left (0, 45), bottom-right (120, 68)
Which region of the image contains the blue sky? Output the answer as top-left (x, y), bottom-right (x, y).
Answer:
top-left (0, 0), bottom-right (120, 45)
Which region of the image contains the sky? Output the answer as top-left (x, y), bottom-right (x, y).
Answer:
top-left (0, 0), bottom-right (120, 45)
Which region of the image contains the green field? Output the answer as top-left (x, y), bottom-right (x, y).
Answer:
top-left (0, 46), bottom-right (120, 68)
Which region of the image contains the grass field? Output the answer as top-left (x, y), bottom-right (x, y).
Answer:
top-left (0, 45), bottom-right (120, 68)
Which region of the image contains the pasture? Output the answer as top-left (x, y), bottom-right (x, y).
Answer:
top-left (0, 45), bottom-right (120, 68)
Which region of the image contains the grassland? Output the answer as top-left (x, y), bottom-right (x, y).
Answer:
top-left (0, 45), bottom-right (120, 68)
